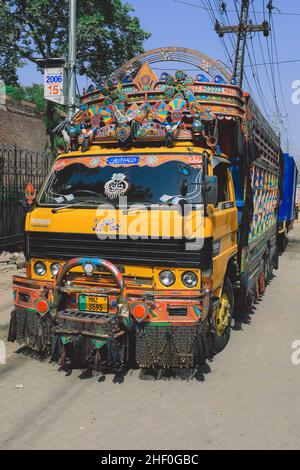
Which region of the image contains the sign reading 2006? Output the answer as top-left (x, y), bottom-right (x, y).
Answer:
top-left (107, 156), bottom-right (140, 165)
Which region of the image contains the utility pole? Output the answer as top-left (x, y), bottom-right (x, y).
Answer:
top-left (67, 0), bottom-right (77, 119)
top-left (215, 0), bottom-right (270, 87)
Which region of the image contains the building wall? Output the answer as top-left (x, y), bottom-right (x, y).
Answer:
top-left (0, 96), bottom-right (48, 152)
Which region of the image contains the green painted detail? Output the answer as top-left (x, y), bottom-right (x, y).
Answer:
top-left (143, 322), bottom-right (171, 327)
top-left (37, 310), bottom-right (48, 318)
top-left (20, 306), bottom-right (35, 313)
top-left (192, 306), bottom-right (201, 317)
top-left (13, 291), bottom-right (16, 300)
top-left (122, 315), bottom-right (132, 328)
top-left (149, 309), bottom-right (157, 318)
top-left (61, 335), bottom-right (74, 345)
top-left (92, 339), bottom-right (107, 349)
top-left (78, 294), bottom-right (86, 311)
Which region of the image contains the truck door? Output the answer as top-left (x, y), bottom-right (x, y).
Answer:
top-left (212, 161), bottom-right (238, 290)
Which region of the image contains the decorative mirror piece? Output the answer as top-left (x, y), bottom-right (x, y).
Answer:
top-left (104, 173), bottom-right (129, 199)
top-left (25, 182), bottom-right (36, 205)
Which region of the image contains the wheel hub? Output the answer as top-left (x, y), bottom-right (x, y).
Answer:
top-left (215, 292), bottom-right (231, 336)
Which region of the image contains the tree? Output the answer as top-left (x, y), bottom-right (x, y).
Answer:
top-left (1, 0), bottom-right (150, 148)
top-left (0, 2), bottom-right (21, 85)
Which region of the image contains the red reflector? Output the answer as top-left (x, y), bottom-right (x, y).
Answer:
top-left (131, 303), bottom-right (148, 322)
top-left (34, 298), bottom-right (49, 315)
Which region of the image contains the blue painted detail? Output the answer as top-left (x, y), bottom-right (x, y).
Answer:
top-left (161, 72), bottom-right (170, 81)
top-left (215, 75), bottom-right (227, 84)
top-left (192, 306), bottom-right (201, 318)
top-left (230, 159), bottom-right (244, 204)
top-left (111, 300), bottom-right (117, 307)
top-left (107, 156), bottom-right (140, 165)
top-left (278, 153), bottom-right (298, 223)
top-left (197, 74), bottom-right (209, 83)
top-left (122, 75), bottom-right (132, 84)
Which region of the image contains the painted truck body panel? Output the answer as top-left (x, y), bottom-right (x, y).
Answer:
top-left (278, 153), bottom-right (298, 224)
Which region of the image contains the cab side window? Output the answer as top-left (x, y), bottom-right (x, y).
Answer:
top-left (213, 164), bottom-right (230, 205)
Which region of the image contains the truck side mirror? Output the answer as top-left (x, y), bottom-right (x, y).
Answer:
top-left (204, 175), bottom-right (218, 206)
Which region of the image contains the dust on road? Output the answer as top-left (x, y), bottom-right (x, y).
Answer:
top-left (0, 224), bottom-right (300, 450)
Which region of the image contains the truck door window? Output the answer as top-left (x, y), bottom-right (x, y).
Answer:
top-left (213, 164), bottom-right (229, 205)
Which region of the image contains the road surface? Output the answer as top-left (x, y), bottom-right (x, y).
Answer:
top-left (1, 223), bottom-right (300, 450)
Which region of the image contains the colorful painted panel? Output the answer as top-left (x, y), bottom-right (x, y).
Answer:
top-left (249, 164), bottom-right (280, 242)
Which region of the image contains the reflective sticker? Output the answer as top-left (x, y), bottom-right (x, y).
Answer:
top-left (104, 173), bottom-right (129, 199)
top-left (64, 194), bottom-right (75, 201)
top-left (107, 156), bottom-right (139, 165)
top-left (160, 194), bottom-right (174, 202)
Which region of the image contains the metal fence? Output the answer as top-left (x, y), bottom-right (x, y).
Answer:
top-left (0, 144), bottom-right (53, 251)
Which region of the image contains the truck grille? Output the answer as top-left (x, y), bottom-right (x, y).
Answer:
top-left (26, 231), bottom-right (212, 268)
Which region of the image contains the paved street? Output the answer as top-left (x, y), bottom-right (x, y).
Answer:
top-left (0, 223), bottom-right (300, 450)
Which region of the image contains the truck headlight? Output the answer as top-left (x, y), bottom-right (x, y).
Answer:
top-left (34, 261), bottom-right (47, 276)
top-left (50, 262), bottom-right (60, 277)
top-left (182, 271), bottom-right (198, 288)
top-left (159, 270), bottom-right (175, 287)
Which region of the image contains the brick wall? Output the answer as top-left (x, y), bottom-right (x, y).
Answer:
top-left (0, 96), bottom-right (49, 152)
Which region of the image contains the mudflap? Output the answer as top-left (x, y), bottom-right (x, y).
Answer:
top-left (8, 308), bottom-right (54, 354)
top-left (135, 322), bottom-right (211, 369)
top-left (7, 308), bottom-right (128, 371)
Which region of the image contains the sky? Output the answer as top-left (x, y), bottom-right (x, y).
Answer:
top-left (17, 0), bottom-right (300, 163)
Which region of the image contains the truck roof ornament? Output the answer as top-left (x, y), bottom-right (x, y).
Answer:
top-left (66, 47), bottom-right (247, 151)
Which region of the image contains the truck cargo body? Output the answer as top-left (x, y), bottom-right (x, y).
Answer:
top-left (278, 154), bottom-right (298, 251)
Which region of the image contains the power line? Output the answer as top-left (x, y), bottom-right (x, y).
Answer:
top-left (215, 0), bottom-right (270, 87)
top-left (244, 58), bottom-right (300, 66)
top-left (171, 0), bottom-right (300, 16)
top-left (247, 38), bottom-right (274, 116)
top-left (267, 2), bottom-right (291, 151)
top-left (252, 2), bottom-right (274, 107)
top-left (151, 58), bottom-right (300, 71)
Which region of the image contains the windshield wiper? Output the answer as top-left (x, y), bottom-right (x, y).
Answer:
top-left (51, 199), bottom-right (105, 213)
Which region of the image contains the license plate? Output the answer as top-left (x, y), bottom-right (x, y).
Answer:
top-left (78, 294), bottom-right (108, 313)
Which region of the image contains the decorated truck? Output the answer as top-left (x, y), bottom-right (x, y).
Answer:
top-left (277, 153), bottom-right (298, 252)
top-left (8, 48), bottom-right (282, 372)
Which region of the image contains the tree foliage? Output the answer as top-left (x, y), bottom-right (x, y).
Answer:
top-left (0, 2), bottom-right (20, 85)
top-left (0, 0), bottom-right (150, 150)
top-left (2, 0), bottom-right (150, 83)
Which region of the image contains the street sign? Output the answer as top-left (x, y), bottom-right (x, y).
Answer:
top-left (44, 66), bottom-right (66, 105)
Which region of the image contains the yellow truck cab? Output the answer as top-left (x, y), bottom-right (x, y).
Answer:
top-left (8, 48), bottom-right (281, 372)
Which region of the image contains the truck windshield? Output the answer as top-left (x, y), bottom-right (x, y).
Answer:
top-left (38, 159), bottom-right (203, 206)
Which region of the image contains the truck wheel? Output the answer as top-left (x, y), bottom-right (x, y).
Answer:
top-left (273, 246), bottom-right (279, 270)
top-left (264, 250), bottom-right (272, 284)
top-left (213, 277), bottom-right (234, 354)
top-left (278, 232), bottom-right (286, 254)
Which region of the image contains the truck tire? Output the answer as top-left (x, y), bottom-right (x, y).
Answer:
top-left (264, 249), bottom-right (272, 284)
top-left (213, 277), bottom-right (234, 354)
top-left (273, 246), bottom-right (279, 270)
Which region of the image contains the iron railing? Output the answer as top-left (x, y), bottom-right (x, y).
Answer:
top-left (0, 144), bottom-right (52, 251)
